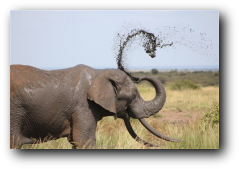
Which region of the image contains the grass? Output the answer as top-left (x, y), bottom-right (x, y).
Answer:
top-left (163, 86), bottom-right (219, 113)
top-left (163, 121), bottom-right (219, 149)
top-left (132, 70), bottom-right (219, 87)
top-left (21, 72), bottom-right (219, 149)
top-left (169, 79), bottom-right (201, 90)
top-left (22, 137), bottom-right (72, 149)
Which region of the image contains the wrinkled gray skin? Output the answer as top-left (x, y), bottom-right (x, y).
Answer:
top-left (10, 64), bottom-right (178, 149)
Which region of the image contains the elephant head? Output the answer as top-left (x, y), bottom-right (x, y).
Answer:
top-left (88, 69), bottom-right (181, 147)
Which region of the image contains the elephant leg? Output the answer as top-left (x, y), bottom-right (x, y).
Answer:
top-left (70, 112), bottom-right (97, 149)
top-left (10, 123), bottom-right (35, 149)
top-left (10, 132), bottom-right (35, 149)
top-left (67, 132), bottom-right (77, 149)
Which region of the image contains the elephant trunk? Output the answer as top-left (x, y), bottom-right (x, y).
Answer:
top-left (129, 76), bottom-right (181, 144)
top-left (136, 76), bottom-right (166, 118)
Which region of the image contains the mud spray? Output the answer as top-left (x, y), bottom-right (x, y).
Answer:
top-left (115, 29), bottom-right (173, 81)
top-left (114, 25), bottom-right (219, 81)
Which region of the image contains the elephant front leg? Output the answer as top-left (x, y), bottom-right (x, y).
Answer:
top-left (10, 134), bottom-right (35, 149)
top-left (70, 112), bottom-right (97, 149)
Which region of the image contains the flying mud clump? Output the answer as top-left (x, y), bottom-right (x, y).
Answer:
top-left (115, 29), bottom-right (173, 81)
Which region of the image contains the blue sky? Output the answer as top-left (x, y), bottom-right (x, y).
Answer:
top-left (10, 10), bottom-right (219, 69)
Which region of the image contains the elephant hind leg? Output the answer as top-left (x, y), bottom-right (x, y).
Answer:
top-left (10, 134), bottom-right (35, 149)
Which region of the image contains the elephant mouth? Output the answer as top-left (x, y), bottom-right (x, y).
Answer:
top-left (126, 107), bottom-right (136, 119)
top-left (123, 112), bottom-right (181, 147)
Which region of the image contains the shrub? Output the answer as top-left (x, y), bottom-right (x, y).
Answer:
top-left (204, 103), bottom-right (219, 126)
top-left (169, 79), bottom-right (201, 90)
top-left (158, 77), bottom-right (166, 84)
top-left (151, 68), bottom-right (158, 74)
top-left (214, 72), bottom-right (219, 76)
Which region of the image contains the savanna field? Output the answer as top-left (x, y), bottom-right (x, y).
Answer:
top-left (22, 70), bottom-right (219, 149)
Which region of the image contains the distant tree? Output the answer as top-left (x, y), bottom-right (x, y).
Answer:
top-left (151, 68), bottom-right (158, 74)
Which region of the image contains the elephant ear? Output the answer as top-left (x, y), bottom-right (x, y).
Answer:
top-left (88, 71), bottom-right (120, 114)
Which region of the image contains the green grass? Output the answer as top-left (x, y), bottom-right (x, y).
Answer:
top-left (164, 103), bottom-right (219, 149)
top-left (164, 121), bottom-right (219, 149)
top-left (169, 79), bottom-right (201, 90)
top-left (21, 138), bottom-right (72, 149)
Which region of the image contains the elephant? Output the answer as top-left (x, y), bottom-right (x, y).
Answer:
top-left (10, 64), bottom-right (180, 149)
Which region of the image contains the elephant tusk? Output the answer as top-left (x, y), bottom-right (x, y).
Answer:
top-left (123, 114), bottom-right (159, 147)
top-left (138, 118), bottom-right (182, 142)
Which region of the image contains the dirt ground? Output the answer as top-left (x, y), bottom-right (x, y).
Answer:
top-left (158, 111), bottom-right (200, 125)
